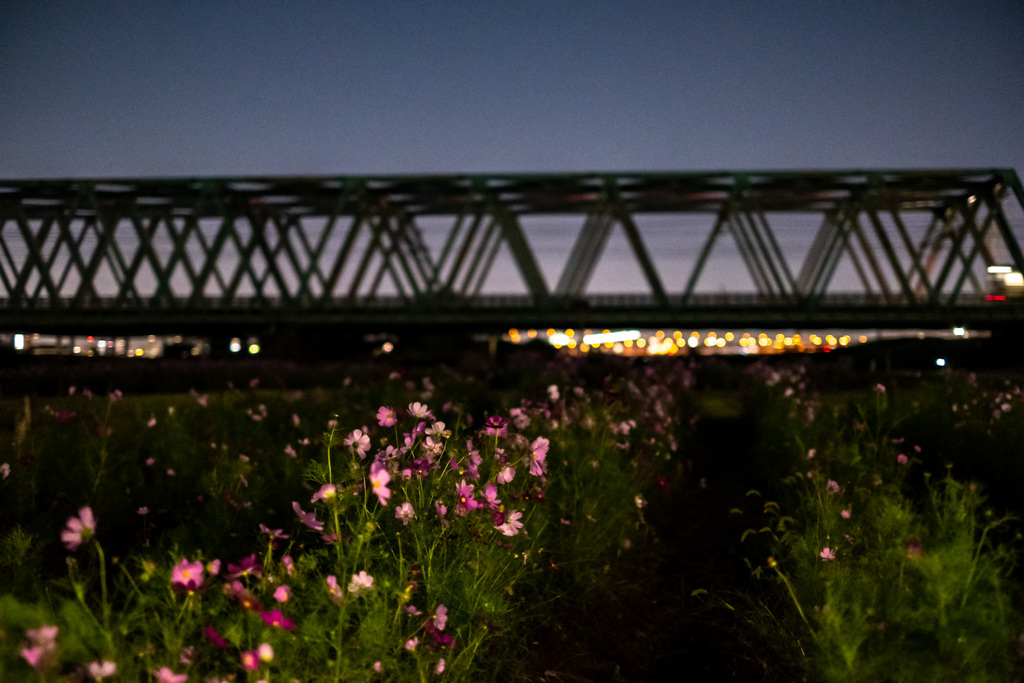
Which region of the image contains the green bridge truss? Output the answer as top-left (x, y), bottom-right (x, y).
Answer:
top-left (1, 169), bottom-right (1023, 335)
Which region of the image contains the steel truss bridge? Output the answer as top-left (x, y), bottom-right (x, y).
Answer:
top-left (1, 169), bottom-right (1023, 337)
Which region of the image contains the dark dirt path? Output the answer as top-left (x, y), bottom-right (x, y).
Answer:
top-left (518, 413), bottom-right (799, 682)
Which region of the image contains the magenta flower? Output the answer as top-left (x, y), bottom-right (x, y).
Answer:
top-left (370, 462), bottom-right (391, 506)
top-left (293, 501), bottom-right (325, 531)
top-left (345, 429), bottom-right (371, 459)
top-left (495, 509), bottom-right (524, 536)
top-left (377, 406), bottom-right (398, 427)
top-left (348, 570), bottom-right (375, 596)
top-left (241, 649), bottom-right (259, 671)
top-left (395, 501), bottom-right (415, 525)
top-left (204, 626), bottom-right (229, 648)
top-left (61, 506), bottom-right (96, 551)
top-left (897, 453), bottom-right (908, 465)
top-left (410, 458), bottom-right (436, 478)
top-left (820, 547), bottom-right (836, 561)
top-left (226, 554), bottom-right (262, 579)
top-left (484, 415), bottom-right (508, 437)
top-left (274, 585), bottom-right (292, 603)
top-left (260, 609), bottom-right (296, 630)
top-left (171, 558), bottom-right (204, 592)
top-left (455, 479), bottom-right (480, 516)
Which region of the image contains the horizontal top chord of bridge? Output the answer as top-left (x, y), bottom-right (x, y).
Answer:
top-left (1, 169), bottom-right (1023, 334)
top-left (4, 169), bottom-right (1021, 216)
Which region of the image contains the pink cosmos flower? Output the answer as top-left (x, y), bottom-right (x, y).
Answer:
top-left (435, 499), bottom-right (448, 526)
top-left (153, 667), bottom-right (188, 683)
top-left (311, 484), bottom-right (337, 504)
top-left (826, 479), bottom-right (840, 494)
top-left (436, 658), bottom-right (446, 674)
top-left (841, 510), bottom-right (851, 519)
top-left (370, 462), bottom-right (391, 506)
top-left (326, 575), bottom-right (343, 603)
top-left (528, 436), bottom-right (549, 476)
top-left (258, 643), bottom-right (274, 663)
top-left (260, 608), bottom-right (295, 630)
top-left (282, 555), bottom-right (295, 576)
top-left (495, 509), bottom-right (524, 536)
top-left (274, 585), bottom-right (291, 602)
top-left (259, 523), bottom-right (289, 539)
top-left (820, 547), bottom-right (836, 561)
top-left (227, 580), bottom-right (264, 612)
top-left (395, 502), bottom-right (415, 525)
top-left (496, 465), bottom-right (515, 484)
top-left (373, 661), bottom-right (383, 672)
top-left (345, 429), bottom-right (371, 459)
top-left (293, 501), bottom-right (325, 531)
top-left (405, 637), bottom-right (419, 651)
top-left (483, 482), bottom-right (501, 509)
top-left (377, 405), bottom-right (398, 427)
top-left (897, 454), bottom-right (908, 465)
top-left (434, 604), bottom-right (448, 631)
top-left (61, 506), bottom-right (96, 551)
top-left (21, 625), bottom-right (58, 671)
top-left (87, 659), bottom-right (118, 679)
top-left (348, 570), bottom-right (374, 595)
top-left (171, 558), bottom-right (204, 592)
top-left (408, 402), bottom-right (432, 419)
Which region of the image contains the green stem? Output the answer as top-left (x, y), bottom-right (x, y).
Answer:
top-left (769, 559), bottom-right (818, 644)
top-left (94, 541), bottom-right (113, 651)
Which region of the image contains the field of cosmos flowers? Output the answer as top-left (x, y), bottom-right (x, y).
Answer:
top-left (1, 345), bottom-right (1023, 682)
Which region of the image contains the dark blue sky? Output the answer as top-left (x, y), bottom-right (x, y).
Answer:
top-left (3, 1), bottom-right (1022, 179)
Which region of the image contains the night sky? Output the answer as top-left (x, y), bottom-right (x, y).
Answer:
top-left (2, 2), bottom-right (1023, 296)
top-left (3, 1), bottom-right (1022, 179)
